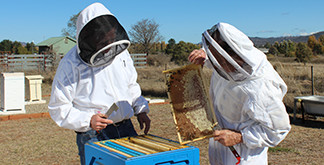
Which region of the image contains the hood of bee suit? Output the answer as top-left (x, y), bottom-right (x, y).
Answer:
top-left (202, 22), bottom-right (267, 81)
top-left (76, 2), bottom-right (130, 67)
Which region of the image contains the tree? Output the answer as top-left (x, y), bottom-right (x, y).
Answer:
top-left (318, 35), bottom-right (324, 54)
top-left (165, 38), bottom-right (176, 55)
top-left (273, 41), bottom-right (280, 50)
top-left (0, 39), bottom-right (12, 52)
top-left (287, 40), bottom-right (296, 51)
top-left (128, 19), bottom-right (163, 54)
top-left (268, 46), bottom-right (279, 56)
top-left (319, 35), bottom-right (324, 46)
top-left (61, 13), bottom-right (79, 39)
top-left (26, 42), bottom-right (36, 54)
top-left (0, 40), bottom-right (38, 54)
top-left (295, 42), bottom-right (313, 64)
top-left (286, 40), bottom-right (296, 57)
top-left (167, 38), bottom-right (176, 45)
top-left (160, 41), bottom-right (166, 51)
top-left (307, 35), bottom-right (317, 50)
top-left (128, 43), bottom-right (144, 54)
top-left (264, 42), bottom-right (271, 49)
top-left (307, 35), bottom-right (324, 55)
top-left (17, 46), bottom-right (28, 54)
top-left (11, 41), bottom-right (22, 54)
top-left (170, 41), bottom-right (200, 65)
top-left (278, 40), bottom-right (288, 54)
top-left (313, 42), bottom-right (323, 55)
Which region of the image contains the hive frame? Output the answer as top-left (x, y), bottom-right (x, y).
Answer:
top-left (163, 64), bottom-right (218, 144)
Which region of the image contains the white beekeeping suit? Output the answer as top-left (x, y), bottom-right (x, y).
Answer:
top-left (201, 23), bottom-right (291, 165)
top-left (48, 2), bottom-right (149, 133)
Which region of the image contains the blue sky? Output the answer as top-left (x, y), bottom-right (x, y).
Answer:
top-left (1, 0), bottom-right (323, 44)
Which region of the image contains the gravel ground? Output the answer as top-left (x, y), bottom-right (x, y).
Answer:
top-left (24, 97), bottom-right (51, 114)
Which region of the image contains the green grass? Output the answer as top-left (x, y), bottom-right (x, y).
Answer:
top-left (269, 146), bottom-right (295, 153)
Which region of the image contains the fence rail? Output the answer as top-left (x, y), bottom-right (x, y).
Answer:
top-left (0, 53), bottom-right (147, 72)
top-left (0, 54), bottom-right (55, 72)
top-left (130, 53), bottom-right (147, 68)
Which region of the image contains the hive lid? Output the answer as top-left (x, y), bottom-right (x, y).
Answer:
top-left (1, 72), bottom-right (24, 77)
top-left (25, 75), bottom-right (44, 80)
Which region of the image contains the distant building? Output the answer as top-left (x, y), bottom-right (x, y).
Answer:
top-left (36, 36), bottom-right (76, 55)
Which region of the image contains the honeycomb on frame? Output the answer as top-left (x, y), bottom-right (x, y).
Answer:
top-left (163, 64), bottom-right (218, 144)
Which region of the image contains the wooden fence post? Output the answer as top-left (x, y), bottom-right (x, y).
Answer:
top-left (311, 66), bottom-right (314, 95)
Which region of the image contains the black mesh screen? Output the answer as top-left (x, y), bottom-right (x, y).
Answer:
top-left (78, 15), bottom-right (129, 65)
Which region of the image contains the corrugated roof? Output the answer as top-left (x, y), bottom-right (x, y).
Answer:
top-left (36, 37), bottom-right (76, 46)
top-left (36, 36), bottom-right (76, 55)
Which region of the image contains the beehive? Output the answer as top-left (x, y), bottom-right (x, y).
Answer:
top-left (85, 134), bottom-right (199, 165)
top-left (0, 72), bottom-right (25, 115)
top-left (163, 64), bottom-right (218, 144)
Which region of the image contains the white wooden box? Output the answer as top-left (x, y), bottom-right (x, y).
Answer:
top-left (0, 72), bottom-right (25, 114)
top-left (25, 75), bottom-right (44, 101)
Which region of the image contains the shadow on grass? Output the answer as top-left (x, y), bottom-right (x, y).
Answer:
top-left (286, 105), bottom-right (324, 129)
top-left (289, 116), bottom-right (324, 129)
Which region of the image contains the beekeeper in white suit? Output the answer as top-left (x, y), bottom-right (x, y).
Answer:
top-left (188, 22), bottom-right (291, 165)
top-left (48, 3), bottom-right (151, 165)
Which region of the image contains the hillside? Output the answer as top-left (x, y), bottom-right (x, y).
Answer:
top-left (250, 31), bottom-right (324, 46)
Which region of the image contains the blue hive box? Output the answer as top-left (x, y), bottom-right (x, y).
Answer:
top-left (85, 134), bottom-right (200, 165)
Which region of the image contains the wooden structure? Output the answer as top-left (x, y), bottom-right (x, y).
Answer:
top-left (130, 53), bottom-right (147, 68)
top-left (36, 36), bottom-right (76, 55)
top-left (163, 64), bottom-right (217, 144)
top-left (0, 53), bottom-right (146, 72)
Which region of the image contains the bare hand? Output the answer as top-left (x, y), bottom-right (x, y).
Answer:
top-left (188, 49), bottom-right (206, 65)
top-left (213, 129), bottom-right (243, 146)
top-left (137, 112), bottom-right (151, 134)
top-left (90, 114), bottom-right (113, 131)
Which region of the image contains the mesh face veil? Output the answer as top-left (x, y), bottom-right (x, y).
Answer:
top-left (78, 15), bottom-right (130, 67)
top-left (202, 25), bottom-right (252, 82)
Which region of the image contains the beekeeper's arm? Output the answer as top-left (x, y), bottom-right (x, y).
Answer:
top-left (240, 85), bottom-right (291, 149)
top-left (48, 67), bottom-right (112, 132)
top-left (212, 87), bottom-right (291, 148)
top-left (124, 51), bottom-right (151, 134)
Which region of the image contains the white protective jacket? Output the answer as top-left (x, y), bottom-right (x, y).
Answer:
top-left (48, 3), bottom-right (149, 133)
top-left (202, 23), bottom-right (291, 165)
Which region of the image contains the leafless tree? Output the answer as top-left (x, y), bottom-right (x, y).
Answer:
top-left (128, 19), bottom-right (163, 54)
top-left (61, 13), bottom-right (79, 39)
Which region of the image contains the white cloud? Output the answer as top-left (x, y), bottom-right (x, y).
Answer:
top-left (283, 33), bottom-right (293, 37)
top-left (299, 31), bottom-right (319, 36)
top-left (299, 32), bottom-right (309, 36)
top-left (310, 31), bottom-right (318, 35)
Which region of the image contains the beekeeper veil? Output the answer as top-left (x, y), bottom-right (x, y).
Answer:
top-left (76, 3), bottom-right (130, 67)
top-left (202, 22), bottom-right (266, 81)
